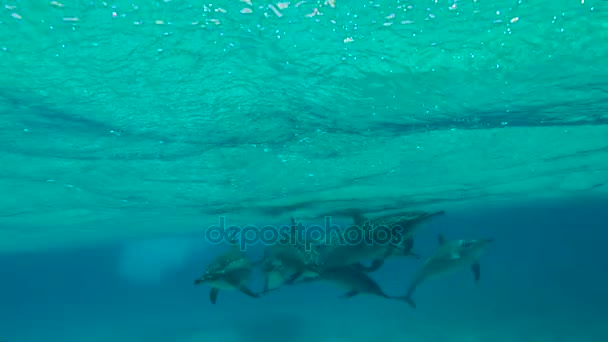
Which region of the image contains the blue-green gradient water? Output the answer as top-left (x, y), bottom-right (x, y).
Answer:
top-left (1, 0), bottom-right (608, 341)
top-left (2, 200), bottom-right (608, 341)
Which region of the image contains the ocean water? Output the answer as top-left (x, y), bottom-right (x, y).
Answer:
top-left (1, 0), bottom-right (608, 341)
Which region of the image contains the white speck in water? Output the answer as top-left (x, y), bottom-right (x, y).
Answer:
top-left (263, 148), bottom-right (268, 152)
top-left (24, 128), bottom-right (29, 132)
top-left (308, 173), bottom-right (314, 177)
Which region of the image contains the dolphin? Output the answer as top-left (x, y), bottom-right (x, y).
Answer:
top-left (193, 247), bottom-right (262, 304)
top-left (317, 265), bottom-right (406, 303)
top-left (350, 209), bottom-right (445, 272)
top-left (256, 217), bottom-right (327, 292)
top-left (320, 209), bottom-right (445, 272)
top-left (260, 241), bottom-right (324, 292)
top-left (402, 234), bottom-right (493, 308)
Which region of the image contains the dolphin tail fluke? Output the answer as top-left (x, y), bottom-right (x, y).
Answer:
top-left (259, 286), bottom-right (280, 296)
top-left (390, 294), bottom-right (416, 308)
top-left (401, 277), bottom-right (421, 309)
top-left (403, 296), bottom-right (416, 308)
top-left (407, 210), bottom-right (445, 229)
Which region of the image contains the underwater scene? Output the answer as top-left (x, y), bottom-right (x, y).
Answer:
top-left (1, 0), bottom-right (608, 341)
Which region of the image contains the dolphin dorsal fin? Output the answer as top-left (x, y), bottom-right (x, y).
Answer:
top-left (438, 234), bottom-right (446, 246)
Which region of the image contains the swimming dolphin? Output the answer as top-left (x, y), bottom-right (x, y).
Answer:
top-left (317, 265), bottom-right (406, 302)
top-left (319, 209), bottom-right (444, 272)
top-left (402, 234), bottom-right (493, 308)
top-left (254, 218), bottom-right (326, 292)
top-left (351, 209), bottom-right (445, 272)
top-left (260, 240), bottom-right (324, 292)
top-left (194, 247), bottom-right (261, 304)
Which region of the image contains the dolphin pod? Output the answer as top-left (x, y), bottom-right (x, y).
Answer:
top-left (193, 209), bottom-right (493, 307)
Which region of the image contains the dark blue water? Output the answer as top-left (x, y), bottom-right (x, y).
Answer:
top-left (1, 198), bottom-right (607, 342)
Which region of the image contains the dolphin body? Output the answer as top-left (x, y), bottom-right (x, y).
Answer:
top-left (319, 210), bottom-right (445, 272)
top-left (194, 247), bottom-right (262, 304)
top-left (260, 241), bottom-right (324, 292)
top-left (403, 234), bottom-right (493, 308)
top-left (317, 265), bottom-right (406, 303)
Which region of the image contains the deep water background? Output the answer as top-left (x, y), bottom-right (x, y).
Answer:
top-left (1, 197), bottom-right (607, 342)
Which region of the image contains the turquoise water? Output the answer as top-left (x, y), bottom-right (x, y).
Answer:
top-left (1, 0), bottom-right (608, 341)
top-left (2, 200), bottom-right (608, 341)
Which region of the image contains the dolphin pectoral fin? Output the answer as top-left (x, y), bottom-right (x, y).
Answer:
top-left (263, 273), bottom-right (271, 293)
top-left (399, 237), bottom-right (415, 255)
top-left (209, 287), bottom-right (220, 304)
top-left (471, 262), bottom-right (481, 282)
top-left (438, 234), bottom-right (446, 246)
top-left (407, 251), bottom-right (422, 259)
top-left (237, 284), bottom-right (261, 299)
top-left (341, 290), bottom-right (359, 298)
